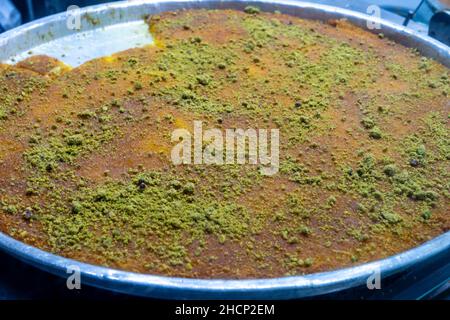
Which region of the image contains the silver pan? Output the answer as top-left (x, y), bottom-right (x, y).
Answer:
top-left (0, 0), bottom-right (449, 299)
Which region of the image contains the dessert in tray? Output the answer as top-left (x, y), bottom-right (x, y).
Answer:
top-left (0, 8), bottom-right (448, 278)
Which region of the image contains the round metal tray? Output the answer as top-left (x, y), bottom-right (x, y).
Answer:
top-left (0, 0), bottom-right (449, 299)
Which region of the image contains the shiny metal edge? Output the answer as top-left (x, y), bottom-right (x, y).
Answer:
top-left (0, 0), bottom-right (449, 66)
top-left (0, 0), bottom-right (449, 299)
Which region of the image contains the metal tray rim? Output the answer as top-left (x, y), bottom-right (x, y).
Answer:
top-left (0, 230), bottom-right (449, 299)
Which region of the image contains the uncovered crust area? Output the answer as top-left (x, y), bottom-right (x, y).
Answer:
top-left (0, 8), bottom-right (448, 278)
